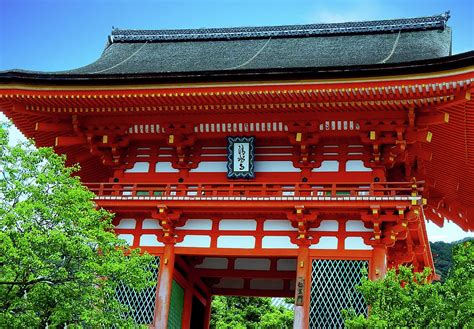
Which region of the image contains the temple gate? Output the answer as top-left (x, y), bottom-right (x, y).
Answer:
top-left (1, 12), bottom-right (473, 328)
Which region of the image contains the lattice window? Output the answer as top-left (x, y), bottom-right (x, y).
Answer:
top-left (168, 280), bottom-right (185, 329)
top-left (115, 256), bottom-right (160, 324)
top-left (309, 259), bottom-right (367, 328)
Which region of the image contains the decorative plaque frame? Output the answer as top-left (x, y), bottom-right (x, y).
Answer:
top-left (226, 136), bottom-right (255, 179)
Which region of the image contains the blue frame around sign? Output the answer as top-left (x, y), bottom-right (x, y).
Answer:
top-left (226, 136), bottom-right (255, 179)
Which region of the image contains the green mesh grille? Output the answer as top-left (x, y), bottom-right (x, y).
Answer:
top-left (309, 259), bottom-right (367, 328)
top-left (168, 280), bottom-right (185, 329)
top-left (115, 256), bottom-right (160, 324)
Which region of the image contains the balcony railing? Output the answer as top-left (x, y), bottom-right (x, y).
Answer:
top-left (84, 181), bottom-right (424, 200)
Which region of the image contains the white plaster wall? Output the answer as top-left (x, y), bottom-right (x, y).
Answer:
top-left (312, 160), bottom-right (339, 172)
top-left (214, 278), bottom-right (244, 289)
top-left (219, 219), bottom-right (257, 231)
top-left (125, 162), bottom-right (150, 173)
top-left (142, 219), bottom-right (161, 229)
top-left (176, 219), bottom-right (213, 230)
top-left (345, 237), bottom-right (373, 250)
top-left (175, 235), bottom-right (211, 248)
top-left (118, 234), bottom-right (134, 245)
top-left (254, 161), bottom-right (300, 172)
top-left (190, 161), bottom-right (227, 172)
top-left (139, 234), bottom-right (164, 247)
top-left (262, 236), bottom-right (298, 249)
top-left (217, 236), bottom-right (255, 248)
top-left (250, 279), bottom-right (284, 290)
top-left (310, 236), bottom-right (338, 249)
top-left (345, 160), bottom-right (372, 172)
top-left (263, 220), bottom-right (297, 231)
top-left (310, 220), bottom-right (339, 232)
top-left (116, 218), bottom-right (136, 229)
top-left (277, 259), bottom-right (297, 271)
top-left (346, 220), bottom-right (373, 232)
top-left (234, 258), bottom-right (271, 271)
top-left (195, 257), bottom-right (229, 269)
top-left (155, 162), bottom-right (179, 172)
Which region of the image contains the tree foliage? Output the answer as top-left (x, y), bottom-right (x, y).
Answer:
top-left (210, 296), bottom-right (293, 329)
top-left (0, 125), bottom-right (155, 328)
top-left (344, 241), bottom-right (474, 328)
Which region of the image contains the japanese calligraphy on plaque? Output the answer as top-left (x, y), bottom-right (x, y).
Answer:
top-left (227, 136), bottom-right (255, 179)
top-left (295, 276), bottom-right (305, 306)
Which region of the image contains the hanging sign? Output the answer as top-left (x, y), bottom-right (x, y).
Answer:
top-left (227, 136), bottom-right (255, 179)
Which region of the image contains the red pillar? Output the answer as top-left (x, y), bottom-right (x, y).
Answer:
top-left (203, 295), bottom-right (212, 329)
top-left (181, 281), bottom-right (194, 329)
top-left (153, 243), bottom-right (176, 329)
top-left (293, 246), bottom-right (310, 329)
top-left (370, 245), bottom-right (387, 280)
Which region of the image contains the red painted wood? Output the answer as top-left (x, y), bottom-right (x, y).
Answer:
top-left (293, 247), bottom-right (310, 329)
top-left (153, 243), bottom-right (175, 329)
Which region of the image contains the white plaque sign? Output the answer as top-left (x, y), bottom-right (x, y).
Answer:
top-left (227, 136), bottom-right (255, 179)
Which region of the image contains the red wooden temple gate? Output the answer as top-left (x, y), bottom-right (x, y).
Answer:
top-left (1, 12), bottom-right (473, 328)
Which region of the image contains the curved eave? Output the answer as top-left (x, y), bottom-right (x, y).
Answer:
top-left (0, 51), bottom-right (473, 86)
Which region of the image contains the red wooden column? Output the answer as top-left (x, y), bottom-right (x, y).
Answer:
top-left (153, 242), bottom-right (176, 329)
top-left (369, 245), bottom-right (387, 280)
top-left (152, 206), bottom-right (182, 329)
top-left (181, 278), bottom-right (194, 328)
top-left (293, 246), bottom-right (310, 329)
top-left (289, 207), bottom-right (316, 329)
top-left (203, 295), bottom-right (212, 329)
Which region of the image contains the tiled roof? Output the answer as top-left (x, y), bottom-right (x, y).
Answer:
top-left (111, 12), bottom-right (450, 42)
top-left (0, 13), bottom-right (453, 77)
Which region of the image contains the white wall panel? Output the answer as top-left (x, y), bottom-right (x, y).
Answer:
top-left (118, 234), bottom-right (134, 245)
top-left (309, 236), bottom-right (338, 249)
top-left (344, 237), bottom-right (373, 250)
top-left (139, 234), bottom-right (164, 247)
top-left (175, 235), bottom-right (211, 248)
top-left (219, 219), bottom-right (257, 231)
top-left (195, 257), bottom-right (228, 269)
top-left (125, 162), bottom-right (150, 173)
top-left (155, 162), bottom-right (179, 172)
top-left (254, 161), bottom-right (300, 172)
top-left (234, 258), bottom-right (271, 271)
top-left (217, 236), bottom-right (255, 248)
top-left (277, 259), bottom-right (297, 271)
top-left (250, 279), bottom-right (284, 290)
top-left (176, 219), bottom-right (213, 230)
top-left (262, 236), bottom-right (298, 249)
top-left (191, 161), bottom-right (227, 172)
top-left (312, 160), bottom-right (339, 172)
top-left (214, 278), bottom-right (244, 289)
top-left (346, 220), bottom-right (373, 232)
top-left (310, 220), bottom-right (339, 232)
top-left (142, 219), bottom-right (161, 229)
top-left (263, 220), bottom-right (297, 231)
top-left (116, 218), bottom-right (136, 229)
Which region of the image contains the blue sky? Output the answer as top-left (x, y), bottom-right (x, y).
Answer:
top-left (0, 0), bottom-right (473, 242)
top-left (0, 0), bottom-right (473, 71)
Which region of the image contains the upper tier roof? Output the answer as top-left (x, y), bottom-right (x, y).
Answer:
top-left (1, 13), bottom-right (452, 78)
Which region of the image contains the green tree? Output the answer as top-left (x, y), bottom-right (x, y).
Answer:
top-left (0, 125), bottom-right (155, 328)
top-left (343, 241), bottom-right (474, 328)
top-left (210, 296), bottom-right (293, 329)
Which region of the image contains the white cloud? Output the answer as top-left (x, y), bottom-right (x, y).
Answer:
top-left (0, 112), bottom-right (28, 146)
top-left (426, 220), bottom-right (474, 243)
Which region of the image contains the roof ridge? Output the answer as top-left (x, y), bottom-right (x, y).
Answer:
top-left (110, 12), bottom-right (450, 43)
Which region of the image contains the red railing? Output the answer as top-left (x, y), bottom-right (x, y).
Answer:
top-left (84, 181), bottom-right (424, 199)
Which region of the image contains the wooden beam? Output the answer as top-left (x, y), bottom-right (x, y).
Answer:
top-left (35, 122), bottom-right (72, 132)
top-left (212, 287), bottom-right (294, 298)
top-left (194, 268), bottom-right (295, 280)
top-left (416, 112), bottom-right (449, 126)
top-left (54, 136), bottom-right (85, 147)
